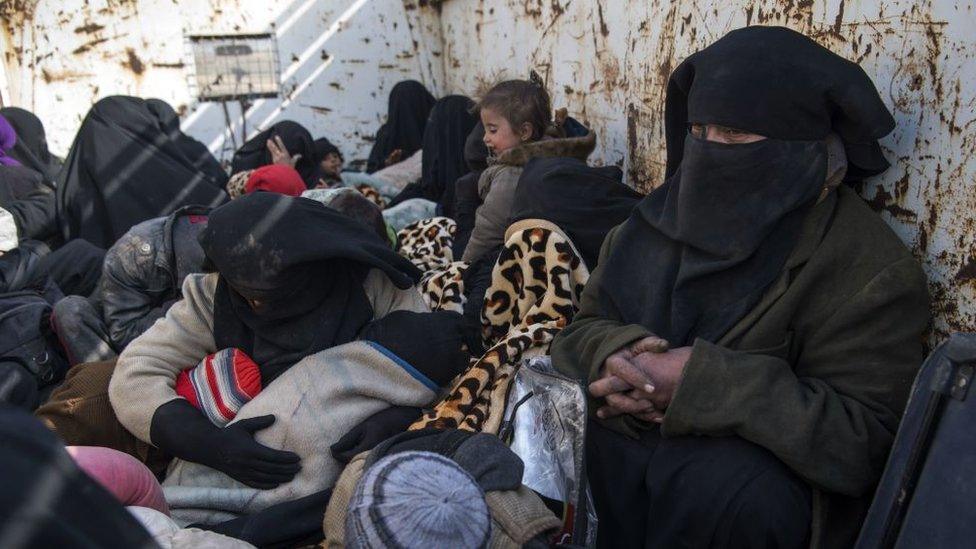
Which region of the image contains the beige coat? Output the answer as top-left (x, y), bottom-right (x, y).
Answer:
top-left (109, 269), bottom-right (429, 443)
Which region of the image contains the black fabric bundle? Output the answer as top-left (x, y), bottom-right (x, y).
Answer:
top-left (510, 157), bottom-right (642, 269)
top-left (231, 120), bottom-right (321, 189)
top-left (387, 95), bottom-right (477, 212)
top-left (56, 96), bottom-right (228, 248)
top-left (366, 80), bottom-right (436, 173)
top-left (0, 107), bottom-right (60, 182)
top-left (200, 193), bottom-right (421, 383)
top-left (597, 26), bottom-right (896, 346)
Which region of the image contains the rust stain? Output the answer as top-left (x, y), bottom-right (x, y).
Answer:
top-left (151, 61), bottom-right (185, 69)
top-left (123, 47), bottom-right (144, 75)
top-left (71, 37), bottom-right (109, 55)
top-left (73, 23), bottom-right (105, 34)
top-left (865, 185), bottom-right (919, 221)
top-left (957, 258), bottom-right (976, 282)
top-left (596, 2), bottom-right (610, 37)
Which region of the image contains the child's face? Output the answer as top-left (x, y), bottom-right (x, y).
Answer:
top-left (481, 107), bottom-right (525, 155)
top-left (319, 152), bottom-right (342, 176)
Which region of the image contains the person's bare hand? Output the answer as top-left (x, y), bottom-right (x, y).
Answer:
top-left (629, 335), bottom-right (669, 355)
top-left (267, 136), bottom-right (301, 167)
top-left (590, 346), bottom-right (658, 421)
top-left (384, 148), bottom-right (403, 167)
top-left (627, 346), bottom-right (693, 411)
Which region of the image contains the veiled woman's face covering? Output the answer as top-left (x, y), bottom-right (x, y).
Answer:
top-left (596, 26), bottom-right (889, 345)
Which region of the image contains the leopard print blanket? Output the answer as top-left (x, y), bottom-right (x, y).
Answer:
top-left (397, 217), bottom-right (458, 274)
top-left (410, 219), bottom-right (590, 434)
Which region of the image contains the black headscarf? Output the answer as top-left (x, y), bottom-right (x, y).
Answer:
top-left (313, 137), bottom-right (342, 162)
top-left (56, 96), bottom-right (228, 248)
top-left (597, 26), bottom-right (895, 346)
top-left (200, 193), bottom-right (421, 383)
top-left (387, 95), bottom-right (476, 212)
top-left (0, 107), bottom-right (59, 182)
top-left (366, 80), bottom-right (436, 173)
top-left (510, 157), bottom-right (642, 269)
top-left (231, 120), bottom-right (321, 189)
top-left (145, 99), bottom-right (228, 188)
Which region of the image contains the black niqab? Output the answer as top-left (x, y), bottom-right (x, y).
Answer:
top-left (663, 26), bottom-right (895, 181)
top-left (0, 107), bottom-right (59, 182)
top-left (230, 120), bottom-right (321, 189)
top-left (366, 80), bottom-right (436, 173)
top-left (510, 157), bottom-right (641, 269)
top-left (200, 193), bottom-right (421, 382)
top-left (56, 96), bottom-right (229, 248)
top-left (597, 26), bottom-right (895, 346)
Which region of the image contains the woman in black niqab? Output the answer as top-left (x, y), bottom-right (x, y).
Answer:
top-left (386, 95), bottom-right (477, 213)
top-left (56, 96), bottom-right (229, 248)
top-left (200, 192), bottom-right (421, 383)
top-left (0, 107), bottom-right (61, 182)
top-left (596, 26), bottom-right (896, 348)
top-left (230, 120), bottom-right (320, 189)
top-left (365, 80), bottom-right (436, 173)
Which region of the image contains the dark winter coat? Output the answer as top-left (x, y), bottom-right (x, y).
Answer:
top-left (94, 206), bottom-right (210, 350)
top-left (551, 186), bottom-right (930, 548)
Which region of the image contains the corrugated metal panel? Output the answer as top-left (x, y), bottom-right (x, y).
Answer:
top-left (431, 0), bottom-right (976, 342)
top-left (0, 0), bottom-right (445, 166)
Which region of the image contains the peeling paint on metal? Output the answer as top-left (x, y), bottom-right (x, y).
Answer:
top-left (1, 0), bottom-right (445, 171)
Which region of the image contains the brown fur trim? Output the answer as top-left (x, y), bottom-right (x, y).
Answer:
top-left (494, 131), bottom-right (596, 167)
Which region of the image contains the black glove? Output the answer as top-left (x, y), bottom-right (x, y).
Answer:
top-left (330, 406), bottom-right (423, 464)
top-left (150, 399), bottom-right (300, 489)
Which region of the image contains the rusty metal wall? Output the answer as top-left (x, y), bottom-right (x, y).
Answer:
top-left (0, 0), bottom-right (445, 166)
top-left (429, 0), bottom-right (976, 342)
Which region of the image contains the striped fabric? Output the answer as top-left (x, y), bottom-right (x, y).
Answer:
top-left (175, 348), bottom-right (262, 427)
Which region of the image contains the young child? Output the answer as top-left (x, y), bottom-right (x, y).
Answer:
top-left (461, 75), bottom-right (596, 263)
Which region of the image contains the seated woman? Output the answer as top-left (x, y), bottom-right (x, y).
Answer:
top-left (108, 193), bottom-right (466, 531)
top-left (0, 106), bottom-right (62, 181)
top-left (0, 113), bottom-right (58, 244)
top-left (386, 95), bottom-right (478, 215)
top-left (551, 27), bottom-right (930, 548)
top-left (365, 79), bottom-right (436, 174)
top-left (51, 165), bottom-right (307, 366)
top-left (58, 96), bottom-right (228, 249)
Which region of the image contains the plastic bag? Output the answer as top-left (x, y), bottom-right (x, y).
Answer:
top-left (502, 355), bottom-right (598, 547)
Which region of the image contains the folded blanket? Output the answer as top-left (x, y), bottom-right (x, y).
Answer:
top-left (161, 341), bottom-right (438, 526)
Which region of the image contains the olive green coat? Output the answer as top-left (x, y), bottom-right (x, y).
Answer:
top-left (551, 186), bottom-right (930, 548)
